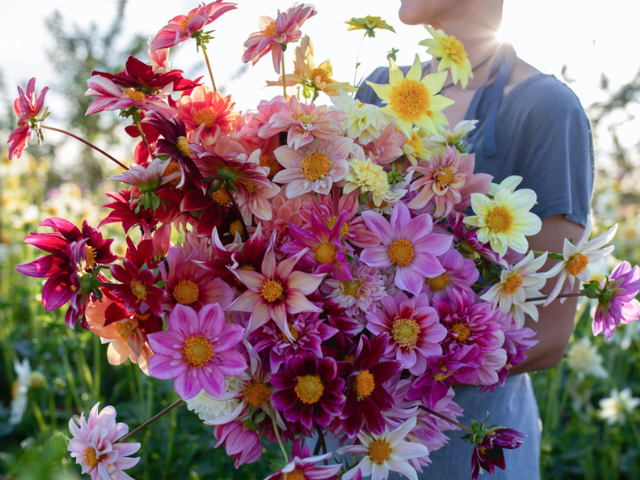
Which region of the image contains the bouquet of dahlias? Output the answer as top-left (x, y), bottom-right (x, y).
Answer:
top-left (8, 2), bottom-right (639, 479)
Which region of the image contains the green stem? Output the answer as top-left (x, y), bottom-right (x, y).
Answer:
top-left (202, 47), bottom-right (217, 93)
top-left (270, 407), bottom-right (288, 463)
top-left (41, 125), bottom-right (128, 170)
top-left (281, 45), bottom-right (287, 99)
top-left (118, 399), bottom-right (183, 443)
top-left (352, 32), bottom-right (367, 92)
top-left (133, 112), bottom-right (152, 159)
top-left (525, 292), bottom-right (587, 303)
top-left (93, 334), bottom-right (101, 400)
top-left (418, 405), bottom-right (473, 432)
top-left (31, 399), bottom-right (47, 432)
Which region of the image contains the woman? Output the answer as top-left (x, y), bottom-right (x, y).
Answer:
top-left (356, 1), bottom-right (593, 478)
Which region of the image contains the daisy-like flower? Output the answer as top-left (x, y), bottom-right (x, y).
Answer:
top-left (480, 251), bottom-right (548, 329)
top-left (345, 15), bottom-right (396, 38)
top-left (242, 3), bottom-right (317, 73)
top-left (592, 261), bottom-right (640, 339)
top-left (147, 304), bottom-right (247, 399)
top-left (598, 388), bottom-right (640, 426)
top-left (363, 123), bottom-right (406, 166)
top-left (422, 248), bottom-right (478, 301)
top-left (273, 137), bottom-right (351, 197)
top-left (150, 1), bottom-right (237, 52)
top-left (424, 120), bottom-right (478, 156)
top-left (330, 90), bottom-right (389, 144)
top-left (361, 201), bottom-right (452, 295)
top-left (402, 128), bottom-right (431, 165)
top-left (367, 54), bottom-right (454, 138)
top-left (463, 186), bottom-right (542, 258)
top-left (338, 417), bottom-right (430, 480)
top-left (8, 78), bottom-right (50, 160)
top-left (265, 437), bottom-right (342, 480)
top-left (543, 218), bottom-right (617, 306)
top-left (565, 337), bottom-right (608, 380)
top-left (67, 403), bottom-right (140, 480)
top-left (343, 158), bottom-right (390, 207)
top-left (419, 25), bottom-right (473, 89)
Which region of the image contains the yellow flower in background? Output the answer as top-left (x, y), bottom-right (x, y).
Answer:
top-left (345, 16), bottom-right (395, 38)
top-left (419, 25), bottom-right (473, 89)
top-left (367, 54), bottom-right (454, 138)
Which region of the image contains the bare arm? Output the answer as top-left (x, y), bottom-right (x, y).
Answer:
top-left (508, 214), bottom-right (586, 375)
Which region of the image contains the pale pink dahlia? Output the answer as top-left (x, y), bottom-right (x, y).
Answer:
top-left (322, 260), bottom-right (387, 317)
top-left (147, 304), bottom-right (247, 399)
top-left (67, 402), bottom-right (140, 480)
top-left (361, 201), bottom-right (452, 295)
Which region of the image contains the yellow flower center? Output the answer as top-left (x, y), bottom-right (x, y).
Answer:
top-left (172, 279), bottom-right (200, 305)
top-left (342, 280), bottom-right (362, 298)
top-left (295, 375), bottom-right (325, 404)
top-left (193, 107), bottom-right (218, 128)
top-left (244, 382), bottom-right (271, 408)
top-left (183, 335), bottom-right (214, 368)
top-left (392, 317), bottom-right (421, 349)
top-left (115, 319), bottom-right (137, 340)
top-left (486, 206), bottom-right (513, 233)
top-left (502, 273), bottom-right (523, 295)
top-left (229, 220), bottom-right (245, 237)
top-left (261, 279), bottom-right (284, 303)
top-left (311, 67), bottom-right (334, 85)
top-left (568, 254), bottom-right (589, 276)
top-left (369, 440), bottom-right (390, 464)
top-left (260, 153), bottom-right (283, 178)
top-left (388, 239), bottom-right (415, 267)
top-left (176, 136), bottom-right (191, 156)
top-left (297, 114), bottom-right (316, 125)
top-left (314, 241), bottom-right (338, 265)
top-left (163, 161), bottom-right (182, 187)
top-left (389, 79), bottom-right (430, 122)
top-left (300, 151), bottom-right (333, 182)
top-left (427, 273), bottom-right (449, 291)
top-left (234, 264), bottom-right (256, 285)
top-left (210, 188), bottom-right (231, 206)
top-left (281, 322), bottom-right (301, 343)
top-left (442, 35), bottom-right (468, 66)
top-left (327, 216), bottom-right (350, 236)
top-left (263, 21), bottom-right (278, 38)
top-left (283, 470), bottom-right (306, 480)
top-left (83, 447), bottom-right (104, 469)
top-left (450, 323), bottom-right (471, 342)
top-left (433, 361), bottom-right (454, 381)
top-left (435, 167), bottom-right (457, 188)
top-left (85, 245), bottom-right (97, 270)
top-left (343, 354), bottom-right (355, 363)
top-left (124, 88), bottom-right (146, 102)
top-left (353, 370), bottom-right (375, 399)
top-left (244, 182), bottom-right (256, 194)
top-left (406, 132), bottom-right (425, 157)
top-left (179, 13), bottom-right (196, 31)
top-left (130, 280), bottom-right (149, 301)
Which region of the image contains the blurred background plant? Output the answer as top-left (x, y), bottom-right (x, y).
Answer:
top-left (0, 1), bottom-right (639, 480)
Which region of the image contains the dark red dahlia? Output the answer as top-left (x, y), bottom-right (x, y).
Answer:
top-left (469, 425), bottom-right (527, 480)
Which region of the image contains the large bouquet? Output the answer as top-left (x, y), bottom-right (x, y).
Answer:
top-left (8, 2), bottom-right (639, 480)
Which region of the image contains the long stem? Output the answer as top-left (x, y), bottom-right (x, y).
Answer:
top-left (352, 32), bottom-right (367, 92)
top-left (117, 399), bottom-right (183, 443)
top-left (223, 183), bottom-right (249, 242)
top-left (315, 425), bottom-right (329, 465)
top-left (526, 292), bottom-right (586, 303)
top-left (202, 47), bottom-right (217, 93)
top-left (133, 113), bottom-right (152, 159)
top-left (281, 45), bottom-right (287, 99)
top-left (41, 125), bottom-right (127, 170)
top-left (419, 405), bottom-right (473, 432)
top-left (270, 408), bottom-right (288, 463)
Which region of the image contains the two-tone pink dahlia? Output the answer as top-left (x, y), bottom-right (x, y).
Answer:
top-left (242, 4), bottom-right (317, 73)
top-left (214, 421), bottom-right (263, 468)
top-left (422, 248), bottom-right (478, 301)
top-left (147, 304), bottom-right (247, 399)
top-left (361, 201), bottom-right (452, 295)
top-left (67, 402), bottom-right (140, 480)
top-left (8, 78), bottom-right (49, 160)
top-left (270, 353), bottom-right (345, 431)
top-left (265, 437), bottom-right (342, 480)
top-left (592, 261), bottom-right (640, 339)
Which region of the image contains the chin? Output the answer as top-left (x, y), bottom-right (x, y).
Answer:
top-left (398, 1), bottom-right (427, 26)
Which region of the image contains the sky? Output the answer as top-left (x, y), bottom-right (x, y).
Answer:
top-left (2, 0), bottom-right (640, 145)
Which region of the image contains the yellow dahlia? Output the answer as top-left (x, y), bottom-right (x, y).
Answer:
top-left (367, 54), bottom-right (454, 139)
top-left (419, 25), bottom-right (473, 89)
top-left (463, 187), bottom-right (542, 258)
top-left (345, 15), bottom-right (395, 38)
top-left (343, 158), bottom-right (390, 206)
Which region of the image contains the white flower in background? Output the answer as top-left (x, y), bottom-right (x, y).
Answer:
top-left (543, 217), bottom-right (617, 306)
top-left (9, 358), bottom-right (31, 425)
top-left (424, 119), bottom-right (477, 155)
top-left (598, 388), bottom-right (640, 426)
top-left (330, 90), bottom-right (389, 144)
top-left (185, 376), bottom-right (243, 423)
top-left (566, 337), bottom-right (608, 380)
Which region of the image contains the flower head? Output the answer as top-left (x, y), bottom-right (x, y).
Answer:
top-left (467, 424), bottom-right (526, 480)
top-left (214, 421), bottom-right (263, 467)
top-left (330, 90), bottom-right (389, 144)
top-left (343, 158), bottom-right (390, 207)
top-left (345, 15), bottom-right (396, 38)
top-left (592, 261), bottom-right (640, 339)
top-left (598, 388), bottom-right (640, 426)
top-left (265, 437), bottom-right (342, 480)
top-left (419, 26), bottom-right (473, 88)
top-left (8, 78), bottom-right (50, 160)
top-left (566, 337), bottom-right (607, 380)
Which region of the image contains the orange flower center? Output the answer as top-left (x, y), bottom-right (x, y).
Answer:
top-left (244, 182), bottom-right (256, 194)
top-left (568, 254), bottom-right (589, 276)
top-left (244, 382), bottom-right (271, 408)
top-left (314, 241), bottom-right (338, 265)
top-left (342, 280), bottom-right (362, 298)
top-left (229, 220), bottom-right (245, 237)
top-left (435, 166), bottom-right (457, 188)
top-left (130, 280), bottom-right (149, 301)
top-left (124, 88), bottom-right (146, 102)
top-left (116, 319), bottom-right (137, 340)
top-left (295, 375), bottom-right (325, 404)
top-left (486, 206), bottom-right (513, 233)
top-left (179, 13), bottom-right (196, 31)
top-left (183, 335), bottom-right (214, 368)
top-left (173, 279), bottom-right (200, 305)
top-left (369, 440), bottom-right (390, 464)
top-left (85, 245), bottom-right (97, 270)
top-left (389, 78), bottom-right (430, 122)
top-left (261, 279), bottom-right (284, 303)
top-left (502, 273), bottom-right (523, 295)
top-left (442, 35), bottom-right (468, 65)
top-left (263, 21), bottom-right (278, 37)
top-left (281, 322), bottom-right (301, 343)
top-left (176, 136), bottom-right (191, 156)
top-left (210, 188), bottom-right (231, 206)
top-left (284, 470), bottom-right (306, 480)
top-left (83, 447), bottom-right (104, 469)
top-left (327, 216), bottom-right (350, 236)
top-left (312, 68), bottom-right (334, 85)
top-left (297, 114), bottom-right (316, 125)
top-left (450, 322), bottom-right (471, 342)
top-left (353, 370), bottom-right (375, 399)
top-left (163, 161), bottom-right (182, 187)
top-left (428, 273), bottom-right (449, 291)
top-left (260, 153), bottom-right (283, 177)
top-left (193, 107), bottom-right (218, 128)
top-left (392, 317), bottom-right (421, 349)
top-left (388, 239), bottom-right (415, 267)
top-left (300, 151), bottom-right (333, 182)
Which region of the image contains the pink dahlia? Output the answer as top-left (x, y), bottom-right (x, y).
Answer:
top-left (360, 201), bottom-right (452, 295)
top-left (265, 437), bottom-right (342, 480)
top-left (242, 4), bottom-right (317, 73)
top-left (367, 291), bottom-right (447, 374)
top-left (67, 402), bottom-right (140, 480)
top-left (273, 137), bottom-right (351, 197)
top-left (8, 77), bottom-right (49, 160)
top-left (592, 261), bottom-right (640, 339)
top-left (422, 248), bottom-right (478, 301)
top-left (270, 353), bottom-right (345, 431)
top-left (147, 304), bottom-right (247, 399)
top-left (362, 123), bottom-right (406, 165)
top-left (214, 421), bottom-right (263, 468)
top-left (150, 1), bottom-right (237, 52)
